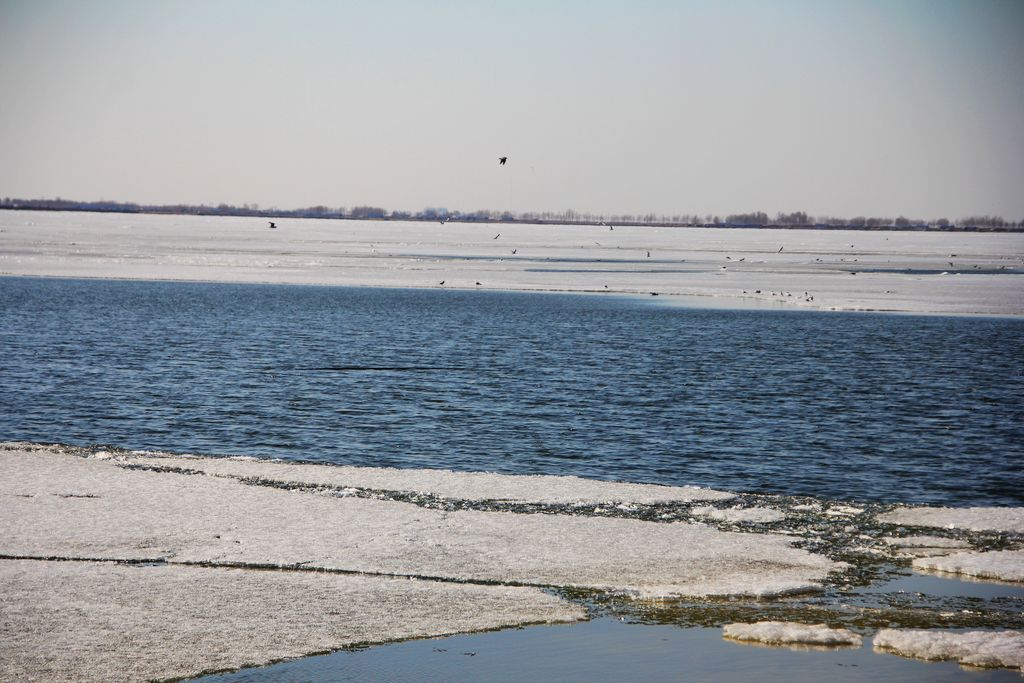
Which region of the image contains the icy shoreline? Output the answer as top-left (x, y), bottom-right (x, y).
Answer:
top-left (2, 209), bottom-right (1022, 315)
top-left (2, 442), bottom-right (1022, 681)
top-left (0, 443), bottom-right (835, 681)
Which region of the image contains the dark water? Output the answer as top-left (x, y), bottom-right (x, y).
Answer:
top-left (1, 277), bottom-right (1021, 506)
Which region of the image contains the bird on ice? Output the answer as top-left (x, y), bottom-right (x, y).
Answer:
top-left (498, 157), bottom-right (507, 165)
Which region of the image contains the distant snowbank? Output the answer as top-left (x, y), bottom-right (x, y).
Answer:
top-left (2, 210), bottom-right (1021, 315)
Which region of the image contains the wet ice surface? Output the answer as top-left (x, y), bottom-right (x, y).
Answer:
top-left (2, 209), bottom-right (1022, 315)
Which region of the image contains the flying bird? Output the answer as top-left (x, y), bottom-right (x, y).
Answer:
top-left (498, 157), bottom-right (507, 165)
top-left (268, 221), bottom-right (277, 229)
top-left (778, 246), bottom-right (783, 253)
top-left (493, 233), bottom-right (501, 239)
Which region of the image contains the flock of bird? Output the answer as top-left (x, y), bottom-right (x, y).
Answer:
top-left (264, 209), bottom-right (834, 303)
top-left (256, 156), bottom-right (1016, 304)
top-left (259, 213), bottom-right (1024, 303)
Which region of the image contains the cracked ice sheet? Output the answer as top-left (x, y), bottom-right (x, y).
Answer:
top-left (913, 550), bottom-right (1024, 583)
top-left (104, 448), bottom-right (734, 504)
top-left (873, 629), bottom-right (1024, 671)
top-left (0, 447), bottom-right (842, 598)
top-left (0, 559), bottom-right (583, 683)
top-left (877, 506), bottom-right (1024, 534)
top-left (722, 621), bottom-right (862, 647)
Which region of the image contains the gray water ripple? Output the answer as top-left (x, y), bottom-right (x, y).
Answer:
top-left (1, 277), bottom-right (1021, 506)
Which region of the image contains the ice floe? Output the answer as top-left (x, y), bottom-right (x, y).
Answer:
top-left (690, 506), bottom-right (785, 524)
top-left (106, 448), bottom-right (735, 505)
top-left (912, 550), bottom-right (1024, 583)
top-left (873, 629), bottom-right (1024, 671)
top-left (878, 506), bottom-right (1024, 534)
top-left (0, 446), bottom-right (843, 598)
top-left (824, 504), bottom-right (864, 517)
top-left (722, 621), bottom-right (862, 647)
top-left (0, 559), bottom-right (582, 683)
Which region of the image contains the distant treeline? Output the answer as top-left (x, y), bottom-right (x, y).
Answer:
top-left (1, 197), bottom-right (1021, 232)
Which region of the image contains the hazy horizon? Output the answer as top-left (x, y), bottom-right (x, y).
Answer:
top-left (2, 1), bottom-right (1022, 220)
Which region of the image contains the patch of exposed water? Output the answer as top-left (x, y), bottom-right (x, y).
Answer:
top-left (193, 619), bottom-right (1022, 683)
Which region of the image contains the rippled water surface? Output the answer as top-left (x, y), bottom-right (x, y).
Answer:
top-left (1, 277), bottom-right (1021, 505)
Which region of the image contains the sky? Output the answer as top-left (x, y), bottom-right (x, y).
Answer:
top-left (1, 0), bottom-right (1022, 220)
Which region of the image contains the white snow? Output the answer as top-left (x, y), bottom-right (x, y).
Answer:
top-left (874, 629), bottom-right (1024, 671)
top-left (722, 621), bottom-right (862, 647)
top-left (878, 506), bottom-right (1024, 534)
top-left (0, 445), bottom-right (844, 598)
top-left (690, 506), bottom-right (785, 524)
top-left (105, 449), bottom-right (735, 504)
top-left (0, 559), bottom-right (583, 683)
top-left (912, 550), bottom-right (1024, 583)
top-left (2, 209), bottom-right (1021, 315)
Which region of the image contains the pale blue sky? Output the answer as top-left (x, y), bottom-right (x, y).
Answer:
top-left (1, 0), bottom-right (1022, 219)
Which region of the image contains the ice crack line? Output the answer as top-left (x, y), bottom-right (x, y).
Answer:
top-left (0, 554), bottom-right (560, 591)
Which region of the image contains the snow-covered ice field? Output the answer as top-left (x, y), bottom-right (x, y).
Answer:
top-left (2, 210), bottom-right (1022, 315)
